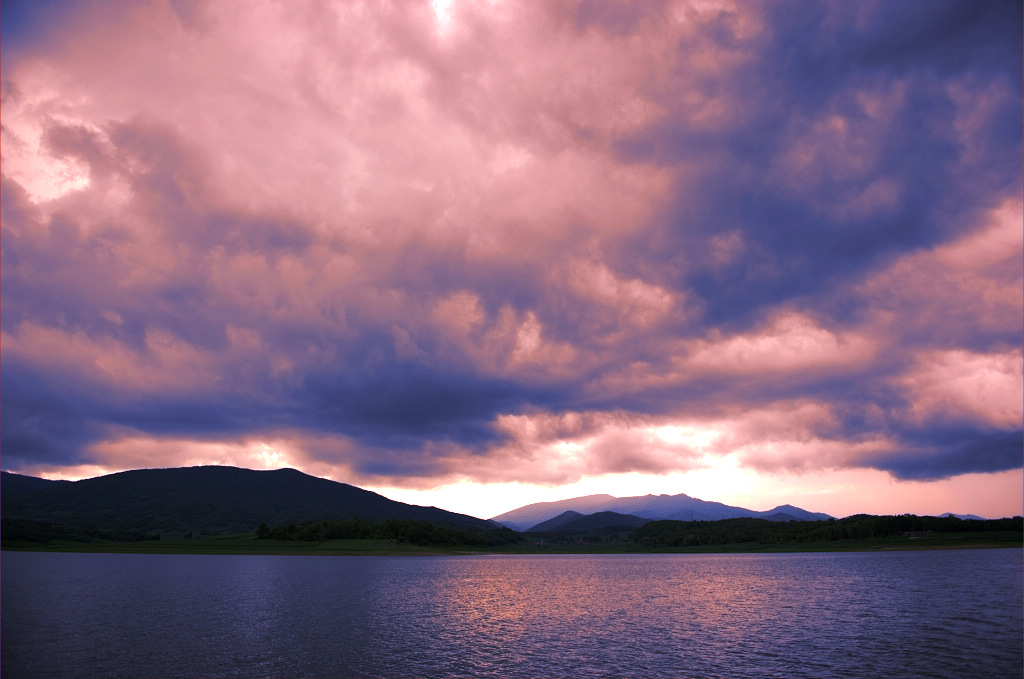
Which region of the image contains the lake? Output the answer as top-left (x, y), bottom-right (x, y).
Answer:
top-left (2, 549), bottom-right (1021, 678)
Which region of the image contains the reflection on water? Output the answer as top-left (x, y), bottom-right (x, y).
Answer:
top-left (2, 550), bottom-right (1021, 678)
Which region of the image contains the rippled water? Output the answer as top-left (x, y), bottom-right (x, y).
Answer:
top-left (2, 549), bottom-right (1021, 678)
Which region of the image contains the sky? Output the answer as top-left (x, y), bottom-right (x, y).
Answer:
top-left (2, 0), bottom-right (1021, 520)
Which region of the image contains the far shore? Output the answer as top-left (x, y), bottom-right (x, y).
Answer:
top-left (3, 530), bottom-right (1020, 556)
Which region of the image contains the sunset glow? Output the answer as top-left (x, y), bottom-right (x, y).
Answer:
top-left (2, 0), bottom-right (1020, 519)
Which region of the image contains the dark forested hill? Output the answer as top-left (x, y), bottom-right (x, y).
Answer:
top-left (0, 466), bottom-right (493, 537)
top-left (0, 472), bottom-right (71, 498)
top-left (529, 511), bottom-right (650, 533)
top-left (527, 510), bottom-right (584, 532)
top-left (550, 511), bottom-right (651, 532)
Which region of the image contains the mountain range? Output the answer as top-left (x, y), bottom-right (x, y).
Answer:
top-left (490, 492), bottom-right (833, 531)
top-left (1, 466), bottom-right (494, 537)
top-left (1, 466), bottom-right (994, 542)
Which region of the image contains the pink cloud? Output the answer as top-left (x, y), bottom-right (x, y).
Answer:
top-left (1, 322), bottom-right (220, 395)
top-left (682, 311), bottom-right (877, 378)
top-left (858, 199), bottom-right (1022, 347)
top-left (897, 349), bottom-right (1023, 429)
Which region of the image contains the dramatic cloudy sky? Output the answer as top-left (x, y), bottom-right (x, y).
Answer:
top-left (2, 0), bottom-right (1021, 519)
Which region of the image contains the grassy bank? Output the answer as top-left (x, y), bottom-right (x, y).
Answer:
top-left (3, 530), bottom-right (1020, 555)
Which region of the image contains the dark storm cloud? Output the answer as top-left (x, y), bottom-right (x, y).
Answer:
top-left (868, 429), bottom-right (1024, 481)
top-left (617, 0), bottom-right (1021, 330)
top-left (303, 363), bottom-right (527, 442)
top-left (0, 363), bottom-right (105, 469)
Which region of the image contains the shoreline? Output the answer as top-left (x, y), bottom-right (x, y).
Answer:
top-left (3, 531), bottom-right (1020, 556)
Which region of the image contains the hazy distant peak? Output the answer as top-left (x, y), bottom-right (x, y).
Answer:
top-left (938, 512), bottom-right (988, 520)
top-left (492, 490), bottom-right (833, 530)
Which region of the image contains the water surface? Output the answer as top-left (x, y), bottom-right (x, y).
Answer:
top-left (2, 549), bottom-right (1021, 678)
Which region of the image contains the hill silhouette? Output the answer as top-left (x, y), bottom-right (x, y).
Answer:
top-left (527, 510), bottom-right (585, 532)
top-left (544, 511), bottom-right (651, 532)
top-left (0, 472), bottom-right (71, 498)
top-left (1, 466), bottom-right (493, 537)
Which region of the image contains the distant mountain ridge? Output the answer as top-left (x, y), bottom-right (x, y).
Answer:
top-left (492, 493), bottom-right (832, 531)
top-left (1, 466), bottom-right (494, 537)
top-left (528, 510), bottom-right (585, 532)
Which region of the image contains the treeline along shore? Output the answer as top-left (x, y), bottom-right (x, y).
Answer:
top-left (630, 514), bottom-right (1024, 548)
top-left (254, 517), bottom-right (522, 547)
top-left (3, 514), bottom-right (1020, 554)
